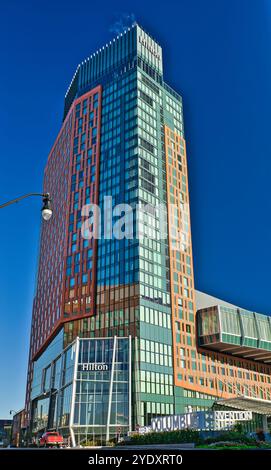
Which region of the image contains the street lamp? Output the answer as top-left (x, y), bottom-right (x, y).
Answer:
top-left (41, 194), bottom-right (53, 221)
top-left (0, 192), bottom-right (53, 221)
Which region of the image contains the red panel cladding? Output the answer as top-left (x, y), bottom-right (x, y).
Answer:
top-left (25, 105), bottom-right (75, 422)
top-left (61, 86), bottom-right (102, 328)
top-left (30, 85), bottom-right (102, 359)
top-left (31, 108), bottom-right (75, 358)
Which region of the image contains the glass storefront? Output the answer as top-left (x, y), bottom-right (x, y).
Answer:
top-left (72, 337), bottom-right (130, 445)
top-left (31, 335), bottom-right (131, 445)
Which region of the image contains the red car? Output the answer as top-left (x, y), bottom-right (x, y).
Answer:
top-left (39, 432), bottom-right (64, 447)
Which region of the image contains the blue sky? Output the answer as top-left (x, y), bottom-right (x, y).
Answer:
top-left (0, 0), bottom-right (271, 417)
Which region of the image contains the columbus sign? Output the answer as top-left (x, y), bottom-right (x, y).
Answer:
top-left (150, 410), bottom-right (253, 432)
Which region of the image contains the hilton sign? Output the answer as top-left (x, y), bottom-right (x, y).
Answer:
top-left (79, 363), bottom-right (109, 371)
top-left (138, 35), bottom-right (161, 61)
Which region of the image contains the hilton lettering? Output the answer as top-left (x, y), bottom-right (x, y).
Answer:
top-left (139, 36), bottom-right (160, 60)
top-left (81, 363), bottom-right (108, 371)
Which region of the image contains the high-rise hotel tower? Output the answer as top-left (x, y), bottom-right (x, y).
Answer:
top-left (25, 24), bottom-right (271, 444)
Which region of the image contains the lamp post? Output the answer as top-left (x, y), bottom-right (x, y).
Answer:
top-left (0, 193), bottom-right (52, 220)
top-left (9, 410), bottom-right (17, 447)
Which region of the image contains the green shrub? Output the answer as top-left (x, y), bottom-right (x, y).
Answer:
top-left (82, 440), bottom-right (98, 446)
top-left (126, 429), bottom-right (202, 446)
top-left (198, 444), bottom-right (259, 450)
top-left (203, 432), bottom-right (257, 446)
top-left (258, 442), bottom-right (271, 449)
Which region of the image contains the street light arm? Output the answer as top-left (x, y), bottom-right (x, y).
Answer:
top-left (0, 192), bottom-right (50, 209)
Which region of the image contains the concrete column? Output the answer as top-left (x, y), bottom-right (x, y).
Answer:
top-left (106, 336), bottom-right (117, 442)
top-left (69, 337), bottom-right (80, 447)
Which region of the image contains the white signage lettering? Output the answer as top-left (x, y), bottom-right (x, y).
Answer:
top-left (139, 36), bottom-right (161, 61)
top-left (80, 363), bottom-right (108, 371)
top-left (150, 410), bottom-right (253, 433)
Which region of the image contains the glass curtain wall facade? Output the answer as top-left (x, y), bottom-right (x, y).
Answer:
top-left (25, 23), bottom-right (271, 442)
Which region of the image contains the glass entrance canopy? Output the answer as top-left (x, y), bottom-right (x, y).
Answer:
top-left (197, 305), bottom-right (271, 363)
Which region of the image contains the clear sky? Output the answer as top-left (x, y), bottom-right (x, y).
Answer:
top-left (0, 0), bottom-right (271, 418)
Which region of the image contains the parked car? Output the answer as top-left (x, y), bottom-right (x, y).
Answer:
top-left (39, 432), bottom-right (64, 447)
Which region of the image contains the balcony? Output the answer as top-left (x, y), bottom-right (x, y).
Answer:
top-left (197, 305), bottom-right (271, 363)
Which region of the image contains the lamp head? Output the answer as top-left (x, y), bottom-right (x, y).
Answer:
top-left (41, 193), bottom-right (52, 221)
